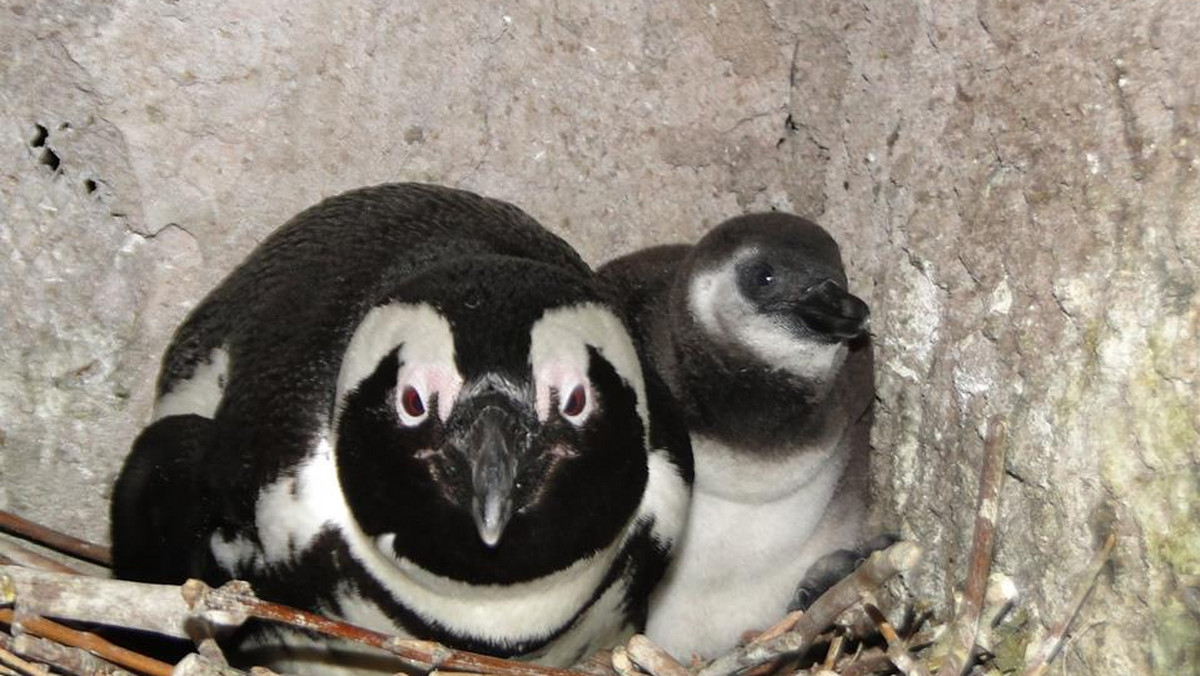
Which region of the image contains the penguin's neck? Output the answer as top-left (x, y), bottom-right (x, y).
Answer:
top-left (671, 324), bottom-right (838, 452)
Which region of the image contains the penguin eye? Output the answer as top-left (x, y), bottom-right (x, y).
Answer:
top-left (755, 263), bottom-right (776, 287)
top-left (560, 385), bottom-right (587, 422)
top-left (399, 385), bottom-right (428, 425)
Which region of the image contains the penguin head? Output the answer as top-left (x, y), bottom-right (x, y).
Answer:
top-left (682, 213), bottom-right (869, 381)
top-left (331, 257), bottom-right (651, 583)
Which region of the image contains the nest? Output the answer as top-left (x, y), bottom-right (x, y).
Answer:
top-left (0, 421), bottom-right (1112, 676)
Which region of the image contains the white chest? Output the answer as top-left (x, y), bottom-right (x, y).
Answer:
top-left (646, 432), bottom-right (860, 660)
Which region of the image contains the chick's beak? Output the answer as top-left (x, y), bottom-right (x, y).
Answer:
top-left (794, 278), bottom-right (871, 341)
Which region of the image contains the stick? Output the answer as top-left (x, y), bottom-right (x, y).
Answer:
top-left (0, 540), bottom-right (86, 576)
top-left (1020, 533), bottom-right (1116, 676)
top-left (935, 418), bottom-right (1007, 676)
top-left (838, 648), bottom-right (891, 676)
top-left (0, 644), bottom-right (49, 676)
top-left (184, 581), bottom-right (591, 676)
top-left (610, 646), bottom-right (639, 676)
top-left (698, 540), bottom-right (922, 676)
top-left (172, 654), bottom-right (253, 676)
top-left (1, 566), bottom-right (192, 639)
top-left (11, 634), bottom-right (136, 676)
top-left (864, 605), bottom-right (930, 676)
top-left (748, 611), bottom-right (805, 645)
top-left (0, 513), bottom-right (111, 568)
top-left (821, 634), bottom-right (843, 671)
top-left (624, 635), bottom-right (689, 676)
top-left (3, 568), bottom-right (587, 676)
top-left (0, 609), bottom-right (173, 676)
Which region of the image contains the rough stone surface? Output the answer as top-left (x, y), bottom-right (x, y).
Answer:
top-left (1, 2), bottom-right (1196, 673)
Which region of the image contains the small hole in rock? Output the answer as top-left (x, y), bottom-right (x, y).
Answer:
top-left (40, 147), bottom-right (61, 171)
top-left (58, 121), bottom-right (71, 130)
top-left (31, 124), bottom-right (48, 148)
top-left (84, 178), bottom-right (97, 193)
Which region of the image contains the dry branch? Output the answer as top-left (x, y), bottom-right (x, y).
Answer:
top-left (1019, 533), bottom-right (1116, 676)
top-left (698, 540), bottom-right (922, 676)
top-left (864, 605), bottom-right (929, 676)
top-left (624, 635), bottom-right (689, 676)
top-left (0, 609), bottom-right (173, 676)
top-left (0, 513), bottom-right (111, 568)
top-left (11, 634), bottom-right (135, 676)
top-left (610, 646), bottom-right (638, 676)
top-left (935, 418), bottom-right (1007, 676)
top-left (0, 642), bottom-right (50, 676)
top-left (172, 654), bottom-right (253, 676)
top-left (1, 566), bottom-right (192, 639)
top-left (0, 540), bottom-right (85, 576)
top-left (184, 580), bottom-right (588, 676)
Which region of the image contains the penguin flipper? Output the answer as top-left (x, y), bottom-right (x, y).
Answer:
top-left (787, 534), bottom-right (901, 611)
top-left (111, 414), bottom-right (220, 585)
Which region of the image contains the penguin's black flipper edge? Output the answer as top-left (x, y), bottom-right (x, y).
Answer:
top-left (787, 533), bottom-right (902, 612)
top-left (111, 414), bottom-right (219, 585)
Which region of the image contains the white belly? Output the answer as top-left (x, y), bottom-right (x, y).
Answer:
top-left (646, 433), bottom-right (860, 660)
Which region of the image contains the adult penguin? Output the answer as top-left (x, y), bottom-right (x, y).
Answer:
top-left (112, 183), bottom-right (692, 673)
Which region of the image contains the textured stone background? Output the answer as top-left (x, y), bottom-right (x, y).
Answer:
top-left (2, 1), bottom-right (1196, 673)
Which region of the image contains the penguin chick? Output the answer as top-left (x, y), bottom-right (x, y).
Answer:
top-left (111, 183), bottom-right (692, 673)
top-left (599, 213), bottom-right (873, 660)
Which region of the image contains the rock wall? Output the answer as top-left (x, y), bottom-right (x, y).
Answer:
top-left (1, 1), bottom-right (1195, 673)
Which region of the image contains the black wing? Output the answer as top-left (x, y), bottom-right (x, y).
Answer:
top-left (111, 414), bottom-right (222, 585)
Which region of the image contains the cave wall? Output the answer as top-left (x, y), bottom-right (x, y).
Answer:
top-left (1, 1), bottom-right (1196, 673)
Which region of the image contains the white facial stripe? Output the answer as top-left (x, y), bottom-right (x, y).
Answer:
top-left (337, 303), bottom-right (463, 421)
top-left (688, 254), bottom-right (849, 384)
top-left (153, 346), bottom-right (229, 421)
top-left (529, 303), bottom-right (649, 436)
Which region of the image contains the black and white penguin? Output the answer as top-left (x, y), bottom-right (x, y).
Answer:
top-left (599, 213), bottom-right (874, 659)
top-left (111, 183), bottom-right (693, 673)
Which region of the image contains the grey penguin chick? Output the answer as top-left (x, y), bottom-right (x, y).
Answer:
top-left (111, 183), bottom-right (693, 673)
top-left (599, 213), bottom-right (873, 659)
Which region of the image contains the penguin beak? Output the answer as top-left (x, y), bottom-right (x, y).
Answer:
top-left (456, 404), bottom-right (524, 547)
top-left (792, 279), bottom-right (870, 341)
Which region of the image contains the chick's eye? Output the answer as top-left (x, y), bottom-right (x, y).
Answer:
top-left (561, 385), bottom-right (587, 419)
top-left (400, 385), bottom-right (426, 419)
top-left (756, 263), bottom-right (776, 287)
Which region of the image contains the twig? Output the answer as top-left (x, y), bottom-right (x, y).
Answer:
top-left (184, 581), bottom-right (590, 676)
top-left (172, 654), bottom-right (252, 676)
top-left (0, 609), bottom-right (173, 676)
top-left (610, 646), bottom-right (639, 676)
top-left (739, 610), bottom-right (807, 676)
top-left (1020, 533), bottom-right (1116, 676)
top-left (865, 605), bottom-right (930, 676)
top-left (975, 573), bottom-right (1019, 653)
top-left (624, 635), bottom-right (689, 676)
top-left (0, 512), bottom-right (111, 568)
top-left (748, 610), bottom-right (805, 645)
top-left (698, 540), bottom-right (922, 676)
top-left (0, 643), bottom-right (50, 676)
top-left (1, 566), bottom-right (192, 639)
top-left (821, 634), bottom-right (843, 671)
top-left (11, 634), bottom-right (136, 676)
top-left (837, 648), bottom-right (890, 676)
top-left (935, 418), bottom-right (1007, 676)
top-left (0, 539), bottom-right (85, 575)
top-left (573, 650), bottom-right (619, 676)
top-left (3, 568), bottom-right (588, 676)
